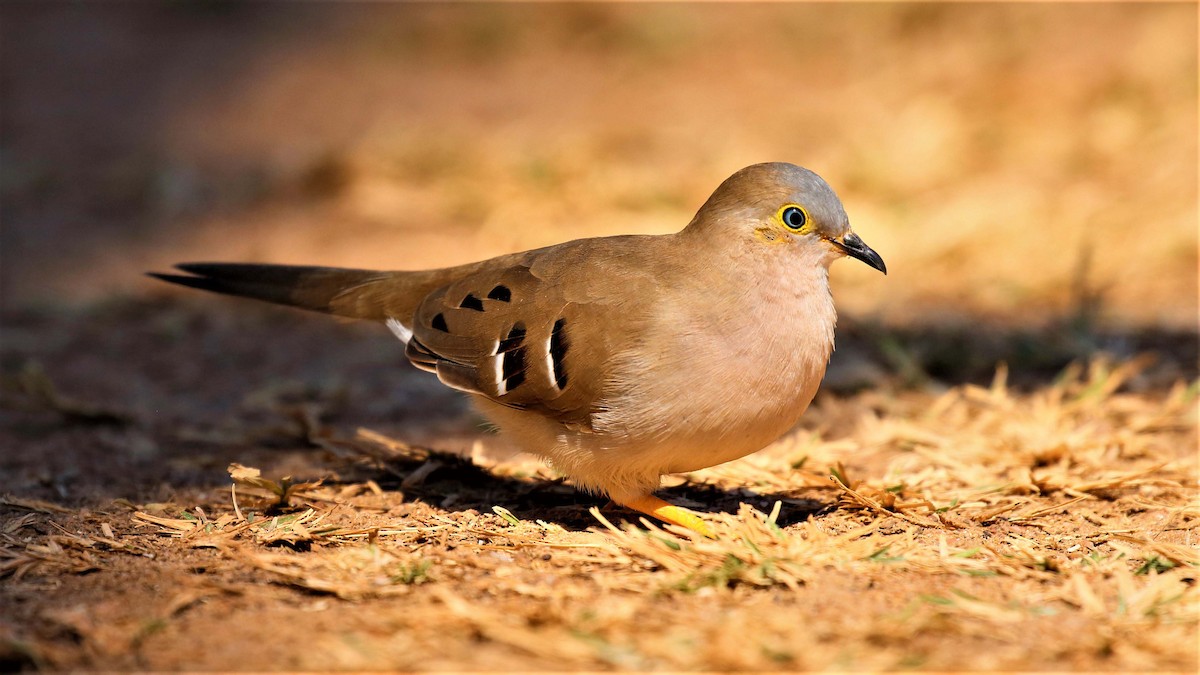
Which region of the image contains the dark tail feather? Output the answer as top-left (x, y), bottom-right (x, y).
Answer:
top-left (148, 263), bottom-right (390, 319)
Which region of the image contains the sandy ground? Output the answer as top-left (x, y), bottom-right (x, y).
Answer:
top-left (1, 4), bottom-right (1197, 671)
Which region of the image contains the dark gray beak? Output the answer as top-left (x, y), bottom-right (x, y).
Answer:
top-left (833, 232), bottom-right (887, 275)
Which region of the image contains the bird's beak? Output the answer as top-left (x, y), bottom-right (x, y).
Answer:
top-left (830, 232), bottom-right (887, 275)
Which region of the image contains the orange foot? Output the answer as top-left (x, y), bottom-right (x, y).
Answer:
top-left (617, 494), bottom-right (716, 538)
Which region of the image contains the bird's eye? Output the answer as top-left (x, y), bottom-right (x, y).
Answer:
top-left (780, 205), bottom-right (808, 231)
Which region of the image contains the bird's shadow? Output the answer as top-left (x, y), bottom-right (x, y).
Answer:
top-left (334, 445), bottom-right (828, 531)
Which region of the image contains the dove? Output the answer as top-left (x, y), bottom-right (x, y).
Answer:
top-left (151, 162), bottom-right (886, 536)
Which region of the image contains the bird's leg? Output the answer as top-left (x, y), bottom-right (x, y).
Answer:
top-left (617, 494), bottom-right (716, 538)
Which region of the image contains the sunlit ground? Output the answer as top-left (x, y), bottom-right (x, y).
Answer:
top-left (1, 4), bottom-right (1196, 671)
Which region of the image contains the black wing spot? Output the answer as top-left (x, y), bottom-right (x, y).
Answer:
top-left (459, 293), bottom-right (484, 311)
top-left (502, 347), bottom-right (526, 389)
top-left (498, 322), bottom-right (526, 352)
top-left (503, 360), bottom-right (526, 391)
top-left (550, 317), bottom-right (569, 389)
top-left (500, 322), bottom-right (527, 392)
top-left (487, 285), bottom-right (512, 302)
top-left (432, 313), bottom-right (449, 332)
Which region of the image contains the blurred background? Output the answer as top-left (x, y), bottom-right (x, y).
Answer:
top-left (2, 2), bottom-right (1196, 390)
top-left (2, 6), bottom-right (1197, 670)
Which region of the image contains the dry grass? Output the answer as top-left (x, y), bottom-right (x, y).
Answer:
top-left (3, 357), bottom-right (1195, 670)
top-left (1, 3), bottom-right (1197, 671)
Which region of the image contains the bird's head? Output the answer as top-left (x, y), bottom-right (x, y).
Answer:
top-left (687, 162), bottom-right (886, 274)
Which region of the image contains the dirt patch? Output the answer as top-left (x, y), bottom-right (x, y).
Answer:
top-left (2, 302), bottom-right (1197, 671)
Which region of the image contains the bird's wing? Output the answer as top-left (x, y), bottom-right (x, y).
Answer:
top-left (151, 236), bottom-right (669, 429)
top-left (402, 238), bottom-right (652, 429)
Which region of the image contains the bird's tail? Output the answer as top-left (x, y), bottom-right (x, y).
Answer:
top-left (148, 263), bottom-right (404, 321)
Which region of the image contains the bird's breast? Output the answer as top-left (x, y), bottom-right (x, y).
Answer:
top-left (593, 256), bottom-right (837, 469)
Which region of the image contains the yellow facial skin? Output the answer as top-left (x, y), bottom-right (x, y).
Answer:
top-left (775, 203), bottom-right (815, 236)
top-left (755, 203), bottom-right (816, 244)
top-left (738, 175), bottom-right (885, 272)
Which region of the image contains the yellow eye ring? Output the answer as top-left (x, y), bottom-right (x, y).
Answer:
top-left (777, 204), bottom-right (811, 232)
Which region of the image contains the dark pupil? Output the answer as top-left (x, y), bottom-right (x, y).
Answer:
top-left (785, 208), bottom-right (805, 228)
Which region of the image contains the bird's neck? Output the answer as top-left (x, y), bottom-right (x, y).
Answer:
top-left (696, 235), bottom-right (839, 365)
top-left (774, 251), bottom-right (838, 362)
